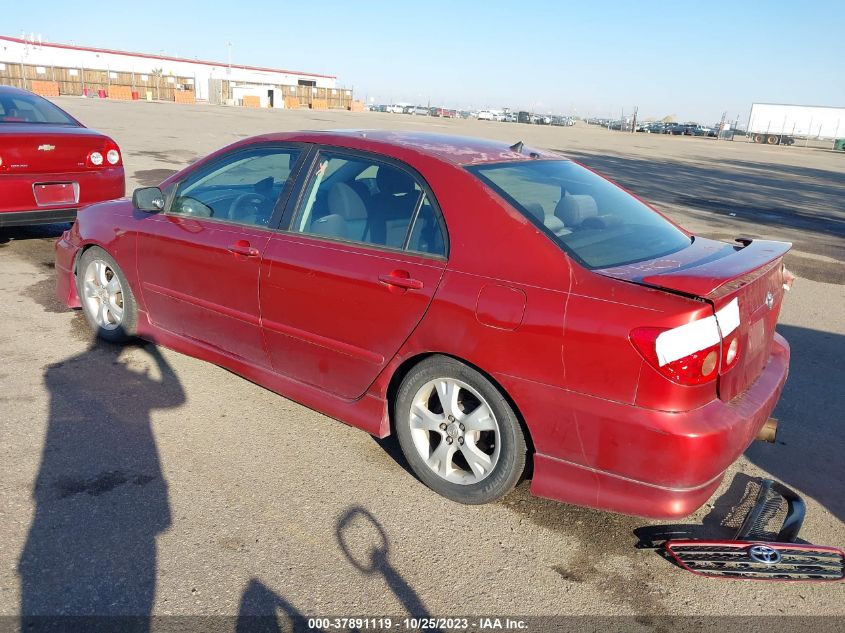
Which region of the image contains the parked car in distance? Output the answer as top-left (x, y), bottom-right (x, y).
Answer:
top-left (385, 104), bottom-right (406, 113)
top-left (517, 111), bottom-right (532, 124)
top-left (56, 130), bottom-right (792, 519)
top-left (637, 122), bottom-right (665, 134)
top-left (476, 110), bottom-right (495, 121)
top-left (687, 124), bottom-right (714, 137)
top-left (0, 85), bottom-right (125, 227)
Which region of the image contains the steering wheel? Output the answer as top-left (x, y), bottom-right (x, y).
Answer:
top-left (227, 192), bottom-right (269, 223)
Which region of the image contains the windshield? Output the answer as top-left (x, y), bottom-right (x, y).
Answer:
top-left (467, 159), bottom-right (691, 268)
top-left (0, 92), bottom-right (78, 126)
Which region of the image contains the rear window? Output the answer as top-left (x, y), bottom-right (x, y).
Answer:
top-left (467, 159), bottom-right (691, 268)
top-left (0, 92), bottom-right (78, 125)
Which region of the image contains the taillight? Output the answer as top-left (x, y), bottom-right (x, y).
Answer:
top-left (0, 154), bottom-right (5, 172)
top-left (782, 264), bottom-right (795, 291)
top-left (631, 299), bottom-right (740, 386)
top-left (86, 140), bottom-right (122, 168)
top-left (631, 327), bottom-right (721, 385)
top-left (722, 331), bottom-right (740, 369)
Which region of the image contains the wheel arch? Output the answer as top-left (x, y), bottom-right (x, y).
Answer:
top-left (384, 351), bottom-right (536, 475)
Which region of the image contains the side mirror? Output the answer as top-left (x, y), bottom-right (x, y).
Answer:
top-left (132, 187), bottom-right (166, 213)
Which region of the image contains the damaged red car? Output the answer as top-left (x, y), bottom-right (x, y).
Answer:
top-left (55, 131), bottom-right (792, 519)
top-left (0, 85), bottom-right (124, 227)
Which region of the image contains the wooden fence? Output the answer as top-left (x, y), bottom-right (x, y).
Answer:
top-left (0, 61), bottom-right (354, 109)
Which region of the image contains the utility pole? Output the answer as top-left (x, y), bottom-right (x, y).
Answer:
top-left (631, 106), bottom-right (638, 133)
top-left (227, 41), bottom-right (232, 75)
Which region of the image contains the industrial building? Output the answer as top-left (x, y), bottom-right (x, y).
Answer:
top-left (0, 34), bottom-right (352, 109)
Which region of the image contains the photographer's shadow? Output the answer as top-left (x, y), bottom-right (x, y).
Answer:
top-left (18, 341), bottom-right (185, 630)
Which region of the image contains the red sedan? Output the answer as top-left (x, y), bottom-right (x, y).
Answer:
top-left (55, 131), bottom-right (791, 518)
top-left (0, 86), bottom-right (124, 227)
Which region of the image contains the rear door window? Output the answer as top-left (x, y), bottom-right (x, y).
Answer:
top-left (290, 150), bottom-right (447, 257)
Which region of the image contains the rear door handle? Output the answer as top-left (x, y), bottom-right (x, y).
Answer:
top-left (228, 240), bottom-right (260, 258)
top-left (379, 272), bottom-right (424, 290)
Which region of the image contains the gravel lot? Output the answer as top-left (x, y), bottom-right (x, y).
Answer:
top-left (0, 99), bottom-right (842, 629)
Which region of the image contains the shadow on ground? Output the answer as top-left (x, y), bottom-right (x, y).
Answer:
top-left (18, 342), bottom-right (185, 632)
top-left (745, 324), bottom-right (845, 523)
top-left (0, 223), bottom-right (69, 248)
top-left (236, 506), bottom-right (439, 633)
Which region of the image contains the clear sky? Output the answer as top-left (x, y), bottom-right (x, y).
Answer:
top-left (4, 0), bottom-right (844, 123)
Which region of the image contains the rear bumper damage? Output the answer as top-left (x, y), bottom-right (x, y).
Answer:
top-left (529, 334), bottom-right (790, 519)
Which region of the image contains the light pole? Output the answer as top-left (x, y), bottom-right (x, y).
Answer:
top-left (227, 41), bottom-right (232, 75)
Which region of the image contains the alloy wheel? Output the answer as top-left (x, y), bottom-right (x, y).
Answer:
top-left (81, 259), bottom-right (124, 330)
top-left (408, 377), bottom-right (501, 485)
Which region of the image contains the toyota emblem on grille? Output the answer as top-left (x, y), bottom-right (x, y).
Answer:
top-left (765, 291), bottom-right (774, 310)
top-left (748, 544), bottom-right (782, 564)
top-left (37, 144), bottom-right (56, 152)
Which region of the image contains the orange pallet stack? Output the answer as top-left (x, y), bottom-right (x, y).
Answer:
top-left (242, 95), bottom-right (261, 108)
top-left (349, 100), bottom-right (364, 112)
top-left (310, 99), bottom-right (328, 110)
top-left (284, 97), bottom-right (300, 109)
top-left (107, 85), bottom-right (133, 100)
top-left (30, 80), bottom-right (60, 97)
top-left (174, 90), bottom-right (196, 104)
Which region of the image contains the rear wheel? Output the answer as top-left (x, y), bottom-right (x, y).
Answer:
top-left (753, 134), bottom-right (764, 143)
top-left (766, 134), bottom-right (779, 145)
top-left (76, 246), bottom-right (137, 343)
top-left (394, 356), bottom-right (527, 504)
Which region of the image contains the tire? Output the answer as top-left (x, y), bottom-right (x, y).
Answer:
top-left (753, 134), bottom-right (764, 144)
top-left (766, 135), bottom-right (778, 145)
top-left (394, 355), bottom-right (527, 504)
top-left (75, 246), bottom-right (138, 343)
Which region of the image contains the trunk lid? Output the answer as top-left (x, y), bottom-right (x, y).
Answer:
top-left (600, 237), bottom-right (791, 401)
top-left (0, 124), bottom-right (107, 174)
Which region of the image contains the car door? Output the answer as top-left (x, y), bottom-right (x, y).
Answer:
top-left (259, 148), bottom-right (449, 399)
top-left (136, 143), bottom-right (306, 365)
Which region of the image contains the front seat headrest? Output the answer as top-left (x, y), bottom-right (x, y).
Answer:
top-left (328, 182), bottom-right (367, 220)
top-left (556, 194), bottom-right (598, 226)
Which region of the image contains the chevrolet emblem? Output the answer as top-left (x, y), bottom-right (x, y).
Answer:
top-left (37, 144), bottom-right (56, 151)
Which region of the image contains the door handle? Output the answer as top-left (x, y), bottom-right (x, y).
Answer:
top-left (379, 272), bottom-right (423, 290)
top-left (227, 240), bottom-right (259, 258)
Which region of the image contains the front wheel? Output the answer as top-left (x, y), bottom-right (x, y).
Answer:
top-left (394, 356), bottom-right (527, 504)
top-left (76, 246), bottom-right (137, 343)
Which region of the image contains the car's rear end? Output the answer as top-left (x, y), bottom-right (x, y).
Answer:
top-left (466, 155), bottom-right (792, 518)
top-left (0, 88), bottom-right (125, 227)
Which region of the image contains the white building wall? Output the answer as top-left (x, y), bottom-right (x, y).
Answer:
top-left (0, 37), bottom-right (337, 101)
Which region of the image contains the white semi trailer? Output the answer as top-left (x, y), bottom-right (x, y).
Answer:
top-left (746, 103), bottom-right (845, 145)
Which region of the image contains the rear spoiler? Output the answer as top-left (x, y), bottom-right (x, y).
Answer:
top-left (638, 239), bottom-right (791, 299)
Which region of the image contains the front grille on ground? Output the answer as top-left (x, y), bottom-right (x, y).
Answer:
top-left (659, 479), bottom-right (843, 582)
top-left (665, 541), bottom-right (845, 581)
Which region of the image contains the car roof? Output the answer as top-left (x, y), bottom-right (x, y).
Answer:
top-left (248, 130), bottom-right (561, 166)
top-left (0, 85), bottom-right (30, 95)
